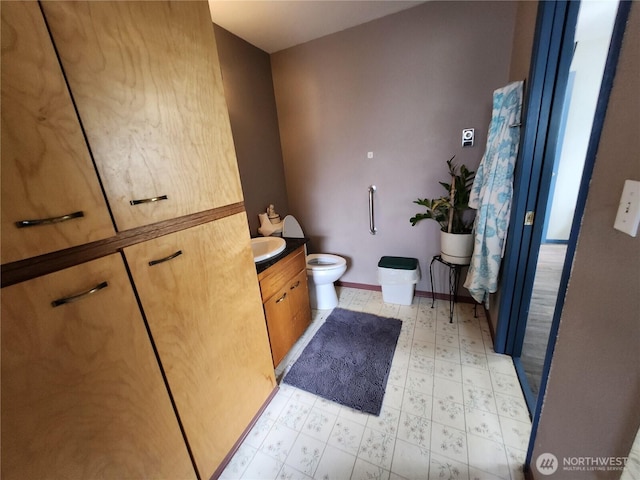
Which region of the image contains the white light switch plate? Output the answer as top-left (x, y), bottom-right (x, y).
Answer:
top-left (614, 179), bottom-right (640, 237)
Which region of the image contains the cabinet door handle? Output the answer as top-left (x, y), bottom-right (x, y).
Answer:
top-left (15, 210), bottom-right (84, 228)
top-left (51, 281), bottom-right (108, 307)
top-left (130, 194), bottom-right (168, 206)
top-left (148, 250), bottom-right (183, 266)
top-left (276, 292), bottom-right (287, 303)
top-left (290, 280), bottom-right (300, 290)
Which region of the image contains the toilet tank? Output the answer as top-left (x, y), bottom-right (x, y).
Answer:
top-left (282, 215), bottom-right (304, 238)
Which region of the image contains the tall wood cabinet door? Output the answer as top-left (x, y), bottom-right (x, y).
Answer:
top-left (124, 213), bottom-right (276, 479)
top-left (0, 1), bottom-right (115, 264)
top-left (1, 254), bottom-right (195, 480)
top-left (41, 1), bottom-right (243, 231)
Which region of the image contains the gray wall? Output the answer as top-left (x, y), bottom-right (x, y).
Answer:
top-left (214, 25), bottom-right (289, 236)
top-left (271, 1), bottom-right (517, 294)
top-left (508, 1), bottom-right (539, 86)
top-left (531, 4), bottom-right (640, 477)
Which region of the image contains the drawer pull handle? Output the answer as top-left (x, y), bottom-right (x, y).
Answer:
top-left (130, 194), bottom-right (168, 206)
top-left (148, 250), bottom-right (183, 266)
top-left (290, 280), bottom-right (301, 290)
top-left (52, 281), bottom-right (108, 307)
top-left (276, 292), bottom-right (287, 303)
top-left (16, 210), bottom-right (84, 228)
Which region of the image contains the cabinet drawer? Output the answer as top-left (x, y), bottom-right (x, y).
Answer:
top-left (259, 247), bottom-right (307, 301)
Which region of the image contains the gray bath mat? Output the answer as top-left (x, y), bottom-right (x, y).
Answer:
top-left (283, 307), bottom-right (402, 415)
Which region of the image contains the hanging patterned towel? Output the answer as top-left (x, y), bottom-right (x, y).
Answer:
top-left (464, 81), bottom-right (524, 305)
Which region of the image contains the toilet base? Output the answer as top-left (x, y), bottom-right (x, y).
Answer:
top-left (309, 282), bottom-right (339, 310)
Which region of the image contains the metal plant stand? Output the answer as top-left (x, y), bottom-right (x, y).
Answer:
top-left (429, 255), bottom-right (476, 323)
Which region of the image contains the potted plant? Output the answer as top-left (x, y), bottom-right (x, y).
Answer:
top-left (410, 156), bottom-right (476, 264)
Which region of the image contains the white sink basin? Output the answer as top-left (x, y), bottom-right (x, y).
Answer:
top-left (251, 237), bottom-right (286, 263)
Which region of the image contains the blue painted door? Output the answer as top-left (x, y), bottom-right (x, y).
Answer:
top-left (491, 0), bottom-right (631, 472)
top-left (495, 2), bottom-right (628, 413)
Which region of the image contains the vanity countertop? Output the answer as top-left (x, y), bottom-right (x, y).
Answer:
top-left (254, 237), bottom-right (309, 275)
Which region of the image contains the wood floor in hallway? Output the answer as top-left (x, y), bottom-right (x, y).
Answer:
top-left (520, 243), bottom-right (567, 395)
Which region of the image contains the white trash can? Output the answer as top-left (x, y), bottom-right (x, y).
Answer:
top-left (377, 256), bottom-right (421, 305)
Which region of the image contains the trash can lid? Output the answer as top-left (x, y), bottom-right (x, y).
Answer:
top-left (378, 256), bottom-right (419, 270)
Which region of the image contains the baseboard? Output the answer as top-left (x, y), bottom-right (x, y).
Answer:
top-left (336, 281), bottom-right (476, 304)
top-left (337, 281), bottom-right (381, 292)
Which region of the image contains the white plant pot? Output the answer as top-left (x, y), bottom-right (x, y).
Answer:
top-left (440, 231), bottom-right (474, 265)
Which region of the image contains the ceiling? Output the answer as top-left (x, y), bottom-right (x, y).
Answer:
top-left (207, 1), bottom-right (426, 54)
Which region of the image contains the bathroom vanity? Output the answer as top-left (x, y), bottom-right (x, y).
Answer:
top-left (257, 240), bottom-right (312, 367)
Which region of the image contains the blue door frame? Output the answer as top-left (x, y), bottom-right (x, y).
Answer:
top-left (494, 0), bottom-right (578, 356)
top-left (524, 2), bottom-right (631, 471)
top-left (490, 0), bottom-right (632, 472)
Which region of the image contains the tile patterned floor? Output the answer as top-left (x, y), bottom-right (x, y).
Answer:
top-left (221, 287), bottom-right (531, 480)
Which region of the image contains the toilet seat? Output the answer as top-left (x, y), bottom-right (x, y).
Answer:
top-left (281, 214), bottom-right (347, 309)
top-left (307, 253), bottom-right (347, 271)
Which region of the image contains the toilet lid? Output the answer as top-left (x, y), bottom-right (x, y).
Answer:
top-left (306, 253), bottom-right (346, 271)
top-left (282, 215), bottom-right (304, 238)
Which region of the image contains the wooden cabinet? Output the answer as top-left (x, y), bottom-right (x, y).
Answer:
top-left (41, 1), bottom-right (243, 232)
top-left (2, 2), bottom-right (275, 477)
top-left (1, 1), bottom-right (115, 264)
top-left (123, 214), bottom-right (276, 480)
top-left (1, 255), bottom-right (195, 480)
top-left (259, 247), bottom-right (312, 366)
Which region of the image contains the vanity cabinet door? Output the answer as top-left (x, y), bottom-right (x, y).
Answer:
top-left (1, 254), bottom-right (195, 480)
top-left (41, 1), bottom-right (243, 231)
top-left (1, 1), bottom-right (115, 264)
top-left (260, 247), bottom-right (312, 367)
top-left (263, 268), bottom-right (311, 367)
top-left (263, 282), bottom-right (297, 366)
top-left (288, 268), bottom-right (312, 340)
top-left (123, 214), bottom-right (276, 479)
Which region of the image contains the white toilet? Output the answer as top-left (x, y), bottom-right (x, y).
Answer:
top-left (282, 215), bottom-right (347, 310)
